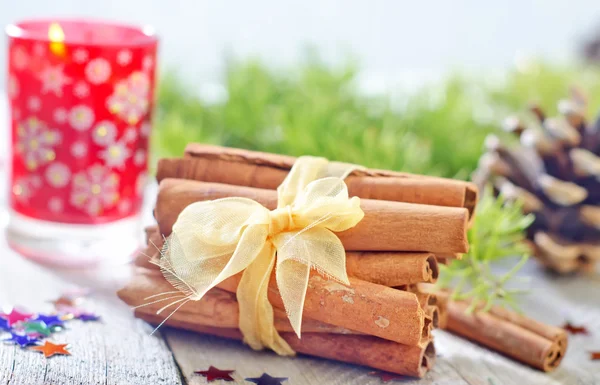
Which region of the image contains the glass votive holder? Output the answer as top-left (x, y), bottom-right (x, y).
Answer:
top-left (5, 19), bottom-right (158, 266)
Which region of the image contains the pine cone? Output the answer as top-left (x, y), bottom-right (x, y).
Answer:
top-left (473, 91), bottom-right (600, 274)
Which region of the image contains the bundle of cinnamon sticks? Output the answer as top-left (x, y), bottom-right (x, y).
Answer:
top-left (119, 144), bottom-right (568, 375)
top-left (118, 144), bottom-right (480, 378)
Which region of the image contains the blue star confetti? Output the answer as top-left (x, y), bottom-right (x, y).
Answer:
top-left (3, 333), bottom-right (39, 347)
top-left (0, 287), bottom-right (98, 358)
top-left (78, 313), bottom-right (101, 322)
top-left (245, 373), bottom-right (288, 385)
top-left (0, 317), bottom-right (9, 332)
top-left (34, 314), bottom-right (65, 328)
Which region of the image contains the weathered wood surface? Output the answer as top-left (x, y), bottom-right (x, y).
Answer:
top-left (1, 93), bottom-right (599, 384)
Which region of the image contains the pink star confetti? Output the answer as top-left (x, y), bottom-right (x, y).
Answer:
top-left (0, 309), bottom-right (33, 327)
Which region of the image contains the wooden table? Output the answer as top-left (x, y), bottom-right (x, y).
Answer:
top-left (1, 94), bottom-right (599, 384)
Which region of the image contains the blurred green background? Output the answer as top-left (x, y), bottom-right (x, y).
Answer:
top-left (153, 57), bottom-right (600, 180)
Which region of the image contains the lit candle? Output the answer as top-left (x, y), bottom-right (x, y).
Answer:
top-left (5, 19), bottom-right (159, 265)
top-left (48, 22), bottom-right (66, 57)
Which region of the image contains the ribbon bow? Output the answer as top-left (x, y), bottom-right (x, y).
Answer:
top-left (160, 156), bottom-right (364, 355)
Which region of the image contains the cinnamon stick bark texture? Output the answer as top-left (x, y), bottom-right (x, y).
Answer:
top-left (118, 269), bottom-right (354, 334)
top-left (155, 178), bottom-right (470, 253)
top-left (133, 230), bottom-right (430, 346)
top-left (346, 252), bottom-right (439, 285)
top-left (156, 144), bottom-right (478, 219)
top-left (138, 226), bottom-right (440, 286)
top-left (437, 293), bottom-right (567, 372)
top-left (135, 311), bottom-right (435, 378)
top-left (218, 272), bottom-right (430, 346)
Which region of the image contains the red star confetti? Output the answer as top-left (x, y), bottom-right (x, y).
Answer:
top-left (590, 352), bottom-right (600, 360)
top-left (194, 366), bottom-right (235, 382)
top-left (29, 341), bottom-right (71, 358)
top-left (562, 322), bottom-right (589, 335)
top-left (368, 371), bottom-right (405, 382)
top-left (49, 296), bottom-right (80, 308)
top-left (0, 309), bottom-right (33, 327)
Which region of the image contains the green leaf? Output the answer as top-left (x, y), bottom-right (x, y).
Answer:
top-left (436, 188), bottom-right (533, 312)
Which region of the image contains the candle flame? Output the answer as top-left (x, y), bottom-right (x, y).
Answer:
top-left (48, 23), bottom-right (66, 57)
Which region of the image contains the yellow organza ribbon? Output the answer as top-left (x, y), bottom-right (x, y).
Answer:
top-left (159, 156), bottom-right (364, 355)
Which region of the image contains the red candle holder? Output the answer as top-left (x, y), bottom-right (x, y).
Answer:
top-left (5, 19), bottom-right (158, 266)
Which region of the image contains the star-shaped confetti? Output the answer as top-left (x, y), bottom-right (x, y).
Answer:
top-left (245, 373), bottom-right (288, 385)
top-left (0, 317), bottom-right (10, 332)
top-left (368, 371), bottom-right (405, 382)
top-left (78, 313), bottom-right (101, 322)
top-left (23, 321), bottom-right (52, 337)
top-left (0, 309), bottom-right (33, 327)
top-left (29, 341), bottom-right (71, 358)
top-left (3, 333), bottom-right (39, 347)
top-left (55, 305), bottom-right (84, 320)
top-left (34, 314), bottom-right (65, 328)
top-left (562, 322), bottom-right (589, 335)
top-left (50, 296), bottom-right (80, 308)
top-left (194, 366), bottom-right (235, 382)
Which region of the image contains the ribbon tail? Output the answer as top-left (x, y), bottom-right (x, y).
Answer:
top-left (237, 243), bottom-right (295, 356)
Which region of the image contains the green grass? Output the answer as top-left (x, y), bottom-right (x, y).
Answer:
top-left (153, 56), bottom-right (600, 180)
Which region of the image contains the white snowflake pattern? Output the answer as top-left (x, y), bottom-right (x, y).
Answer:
top-left (73, 82), bottom-right (90, 98)
top-left (133, 149), bottom-right (146, 167)
top-left (92, 121), bottom-right (117, 146)
top-left (45, 162), bottom-right (71, 188)
top-left (69, 105), bottom-right (95, 131)
top-left (54, 108), bottom-right (68, 124)
top-left (85, 58), bottom-right (111, 85)
top-left (11, 46), bottom-right (28, 70)
top-left (70, 164), bottom-right (119, 216)
top-left (15, 117), bottom-right (60, 171)
top-left (73, 49), bottom-right (89, 64)
top-left (117, 50), bottom-right (132, 66)
top-left (39, 64), bottom-right (72, 96)
top-left (70, 141), bottom-right (88, 158)
top-left (12, 176), bottom-right (38, 203)
top-left (140, 121), bottom-right (151, 137)
top-left (123, 127), bottom-right (138, 143)
top-left (48, 197), bottom-right (64, 213)
top-left (99, 141), bottom-right (131, 169)
top-left (142, 55), bottom-right (154, 72)
top-left (8, 75), bottom-right (19, 99)
top-left (28, 96), bottom-right (41, 111)
top-left (136, 172), bottom-right (147, 195)
top-left (106, 72), bottom-right (150, 125)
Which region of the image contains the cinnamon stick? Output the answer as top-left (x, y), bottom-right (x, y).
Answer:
top-left (139, 225), bottom-right (440, 286)
top-left (346, 252), bottom-right (439, 285)
top-left (156, 144), bottom-right (478, 219)
top-left (118, 269), bottom-right (354, 334)
top-left (436, 292), bottom-right (567, 372)
top-left (136, 251), bottom-right (430, 346)
top-left (217, 272), bottom-right (430, 346)
top-left (133, 238), bottom-right (430, 346)
top-left (135, 311), bottom-right (435, 378)
top-left (155, 178), bottom-right (470, 253)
